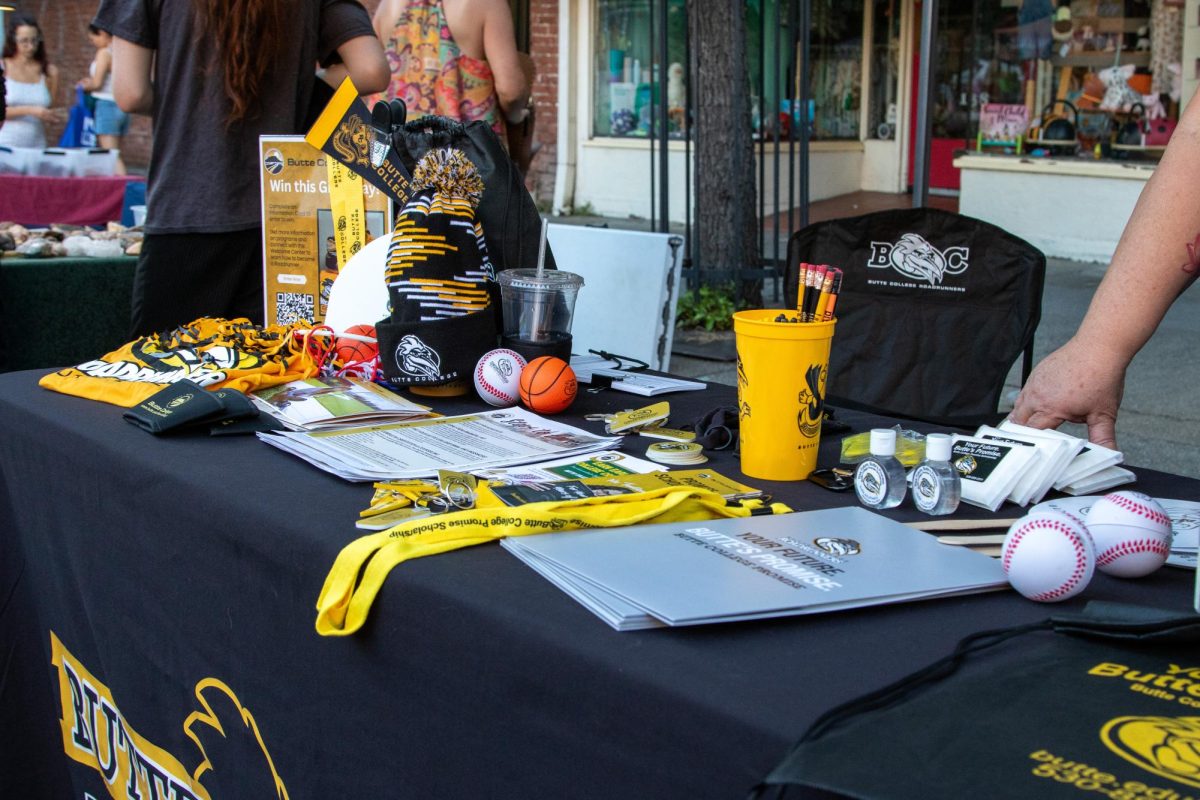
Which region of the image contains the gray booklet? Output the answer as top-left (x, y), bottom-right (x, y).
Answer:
top-left (501, 506), bottom-right (1008, 630)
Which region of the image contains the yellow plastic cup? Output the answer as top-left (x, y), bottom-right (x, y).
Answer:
top-left (733, 309), bottom-right (836, 481)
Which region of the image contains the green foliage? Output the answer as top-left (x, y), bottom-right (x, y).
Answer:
top-left (675, 284), bottom-right (738, 331)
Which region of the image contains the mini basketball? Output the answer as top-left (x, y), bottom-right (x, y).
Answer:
top-left (474, 349), bottom-right (527, 407)
top-left (518, 356), bottom-right (577, 415)
top-left (335, 324), bottom-right (378, 365)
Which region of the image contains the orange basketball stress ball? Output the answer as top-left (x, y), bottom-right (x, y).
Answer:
top-left (519, 356), bottom-right (577, 414)
top-left (334, 324), bottom-right (378, 365)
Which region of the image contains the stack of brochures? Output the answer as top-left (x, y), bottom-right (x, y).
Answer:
top-left (257, 406), bottom-right (621, 481)
top-left (502, 507), bottom-right (1007, 630)
top-left (251, 376), bottom-right (432, 431)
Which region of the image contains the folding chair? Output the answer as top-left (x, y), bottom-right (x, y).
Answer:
top-left (785, 207), bottom-right (1045, 430)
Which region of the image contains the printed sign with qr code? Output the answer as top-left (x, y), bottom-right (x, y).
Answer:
top-left (260, 136), bottom-right (393, 327)
top-left (275, 292), bottom-right (316, 326)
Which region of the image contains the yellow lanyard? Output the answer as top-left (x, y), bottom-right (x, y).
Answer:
top-left (316, 487), bottom-right (791, 636)
top-left (325, 159), bottom-right (366, 270)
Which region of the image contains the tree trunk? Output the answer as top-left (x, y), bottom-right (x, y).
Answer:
top-left (689, 0), bottom-right (761, 307)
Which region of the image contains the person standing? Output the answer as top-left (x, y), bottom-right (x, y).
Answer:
top-left (0, 15), bottom-right (59, 149)
top-left (372, 0), bottom-right (531, 137)
top-left (93, 0), bottom-right (389, 337)
top-left (77, 24), bottom-right (128, 174)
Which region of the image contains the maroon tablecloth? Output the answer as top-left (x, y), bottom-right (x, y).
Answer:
top-left (0, 174), bottom-right (144, 227)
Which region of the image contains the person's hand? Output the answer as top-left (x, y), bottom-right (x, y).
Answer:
top-left (1009, 338), bottom-right (1126, 448)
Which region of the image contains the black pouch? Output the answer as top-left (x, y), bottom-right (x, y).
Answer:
top-left (753, 602), bottom-right (1200, 799)
top-left (124, 382), bottom-right (258, 435)
top-left (123, 380), bottom-right (226, 434)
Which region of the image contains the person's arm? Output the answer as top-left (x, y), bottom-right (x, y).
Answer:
top-left (480, 0), bottom-right (530, 123)
top-left (44, 64), bottom-right (60, 107)
top-left (78, 48), bottom-right (112, 92)
top-left (320, 35), bottom-right (389, 95)
top-left (371, 0), bottom-right (402, 43)
top-left (1010, 89), bottom-right (1200, 447)
top-left (111, 38), bottom-right (154, 114)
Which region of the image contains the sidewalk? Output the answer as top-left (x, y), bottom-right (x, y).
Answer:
top-left (667, 257), bottom-right (1200, 481)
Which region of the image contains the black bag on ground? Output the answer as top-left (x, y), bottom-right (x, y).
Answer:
top-left (753, 602), bottom-right (1200, 799)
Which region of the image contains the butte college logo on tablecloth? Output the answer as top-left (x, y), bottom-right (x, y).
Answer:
top-left (50, 632), bottom-right (289, 798)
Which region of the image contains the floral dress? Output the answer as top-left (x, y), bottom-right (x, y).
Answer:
top-left (379, 0), bottom-right (504, 136)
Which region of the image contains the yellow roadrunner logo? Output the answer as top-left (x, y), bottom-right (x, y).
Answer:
top-left (1101, 716), bottom-right (1200, 788)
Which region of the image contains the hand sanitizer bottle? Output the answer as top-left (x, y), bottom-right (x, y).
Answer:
top-left (911, 433), bottom-right (961, 516)
top-left (854, 428), bottom-right (906, 510)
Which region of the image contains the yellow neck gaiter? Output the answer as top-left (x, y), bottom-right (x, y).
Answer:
top-left (316, 486), bottom-right (791, 636)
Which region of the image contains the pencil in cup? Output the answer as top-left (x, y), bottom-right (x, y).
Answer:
top-left (822, 268), bottom-right (843, 322)
top-left (803, 264), bottom-right (827, 322)
top-left (790, 265), bottom-right (841, 323)
top-left (795, 262), bottom-right (809, 315)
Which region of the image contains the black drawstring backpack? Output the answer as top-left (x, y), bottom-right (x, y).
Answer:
top-left (389, 114), bottom-right (555, 278)
top-left (753, 601), bottom-right (1200, 799)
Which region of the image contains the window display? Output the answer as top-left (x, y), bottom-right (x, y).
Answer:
top-left (590, 0), bottom-right (864, 142)
top-left (933, 0), bottom-right (1179, 159)
top-left (592, 0), bottom-right (686, 138)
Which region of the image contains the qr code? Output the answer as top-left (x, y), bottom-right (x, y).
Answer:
top-left (275, 292), bottom-right (315, 326)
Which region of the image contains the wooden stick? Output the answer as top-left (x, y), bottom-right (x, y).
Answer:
top-left (937, 534), bottom-right (1008, 546)
top-left (903, 518), bottom-right (1020, 532)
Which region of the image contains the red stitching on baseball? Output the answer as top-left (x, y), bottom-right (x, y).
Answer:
top-left (1096, 537), bottom-right (1171, 567)
top-left (1106, 493), bottom-right (1171, 528)
top-left (1003, 518), bottom-right (1089, 600)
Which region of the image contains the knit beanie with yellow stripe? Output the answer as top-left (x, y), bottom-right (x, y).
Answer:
top-left (376, 148), bottom-right (498, 386)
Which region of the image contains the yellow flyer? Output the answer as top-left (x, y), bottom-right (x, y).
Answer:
top-left (259, 135), bottom-right (393, 326)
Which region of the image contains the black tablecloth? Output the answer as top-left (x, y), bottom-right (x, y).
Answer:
top-left (1, 370), bottom-right (1195, 798)
top-left (0, 256), bottom-right (135, 372)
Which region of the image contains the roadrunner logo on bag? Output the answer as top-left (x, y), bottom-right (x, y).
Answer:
top-left (867, 232), bottom-right (969, 289)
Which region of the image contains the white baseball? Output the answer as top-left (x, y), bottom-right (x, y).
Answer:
top-left (1084, 491), bottom-right (1172, 578)
top-left (1001, 511), bottom-right (1095, 602)
top-left (473, 349), bottom-right (527, 407)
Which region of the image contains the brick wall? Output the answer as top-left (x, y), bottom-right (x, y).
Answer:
top-left (13, 1), bottom-right (559, 202)
top-left (528, 0), bottom-right (558, 206)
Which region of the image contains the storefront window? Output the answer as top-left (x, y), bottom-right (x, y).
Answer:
top-left (591, 0), bottom-right (863, 142)
top-left (746, 0), bottom-right (865, 141)
top-left (929, 0), bottom-right (1178, 149)
top-left (592, 0), bottom-right (687, 138)
top-left (867, 0), bottom-right (902, 140)
top-left (805, 0), bottom-right (865, 140)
